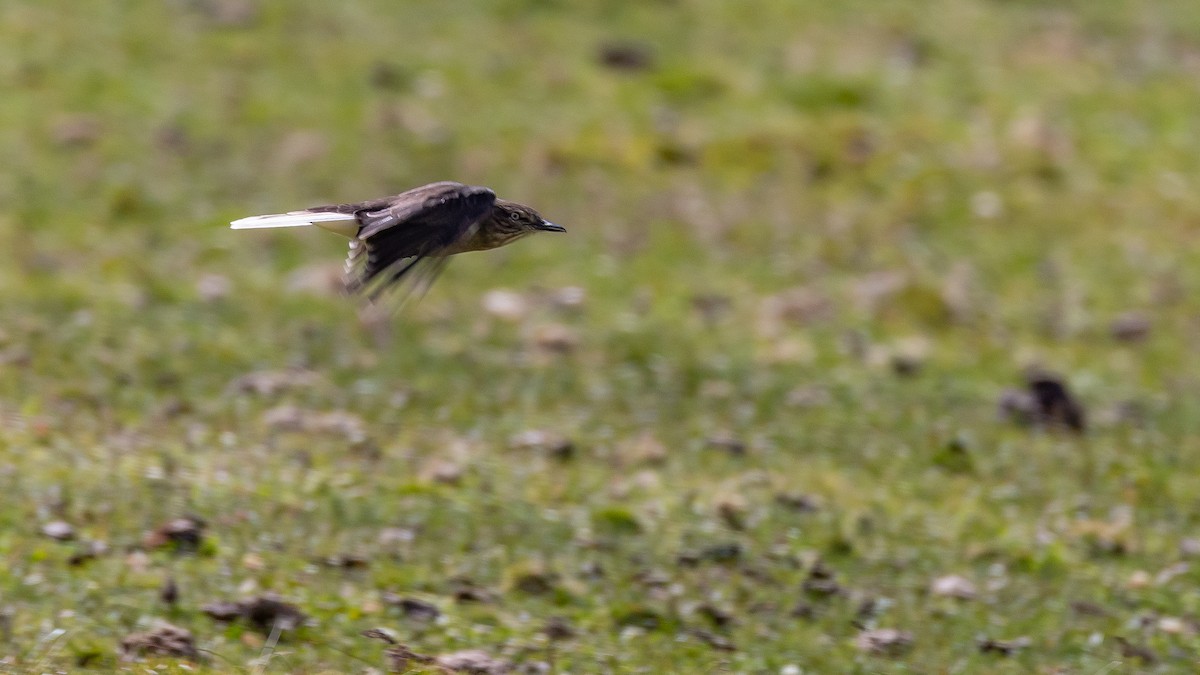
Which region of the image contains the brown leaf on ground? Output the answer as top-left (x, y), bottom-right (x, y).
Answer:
top-left (363, 629), bottom-right (436, 673)
top-left (320, 553), bottom-right (370, 569)
top-left (597, 40), bottom-right (655, 71)
top-left (1069, 600), bottom-right (1111, 617)
top-left (1113, 636), bottom-right (1158, 664)
top-left (619, 433), bottom-right (669, 466)
top-left (160, 577), bottom-right (179, 606)
top-left (978, 636), bottom-right (1031, 656)
top-left (382, 594), bottom-right (441, 621)
top-left (201, 600), bottom-right (244, 622)
top-left (696, 540), bottom-right (739, 562)
top-left (855, 628), bottom-right (914, 656)
top-left (451, 579), bottom-right (497, 604)
top-left (786, 386), bottom-right (831, 408)
top-left (855, 597), bottom-right (881, 621)
top-left (542, 616), bottom-right (576, 640)
top-left (803, 560), bottom-right (842, 597)
top-left (120, 623), bottom-right (199, 661)
top-left (775, 492), bottom-right (821, 513)
top-left (1111, 311), bottom-right (1151, 342)
top-left (364, 629), bottom-right (441, 667)
top-left (510, 568), bottom-right (559, 595)
top-left (143, 515), bottom-right (206, 551)
top-left (436, 649), bottom-right (513, 673)
top-left (41, 520), bottom-right (75, 541)
top-left (689, 628), bottom-right (736, 651)
top-left (509, 429), bottom-right (575, 459)
top-left (421, 459), bottom-right (466, 485)
top-left (697, 603), bottom-right (735, 628)
top-left (716, 495), bottom-right (748, 531)
top-left (202, 594), bottom-right (305, 632)
top-left (530, 323), bottom-right (579, 355)
top-left (67, 540), bottom-right (108, 566)
top-left (706, 436), bottom-right (747, 456)
top-left (930, 575), bottom-right (977, 600)
top-left (241, 594), bottom-right (306, 632)
top-left (791, 602), bottom-right (817, 620)
top-left (760, 287), bottom-right (834, 332)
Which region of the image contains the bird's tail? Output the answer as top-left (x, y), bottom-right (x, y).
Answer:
top-left (230, 211), bottom-right (359, 238)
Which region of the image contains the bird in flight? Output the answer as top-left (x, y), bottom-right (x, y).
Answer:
top-left (230, 182), bottom-right (565, 299)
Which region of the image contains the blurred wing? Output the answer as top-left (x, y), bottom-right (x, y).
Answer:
top-left (341, 182), bottom-right (495, 301)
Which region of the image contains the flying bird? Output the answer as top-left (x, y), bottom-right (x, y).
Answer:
top-left (230, 182), bottom-right (565, 299)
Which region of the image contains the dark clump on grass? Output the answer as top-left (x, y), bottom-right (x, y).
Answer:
top-left (142, 515), bottom-right (207, 552)
top-left (697, 603), bottom-right (735, 629)
top-left (201, 594), bottom-right (306, 633)
top-left (802, 559), bottom-right (843, 598)
top-left (67, 540), bottom-right (108, 566)
top-left (542, 615), bottom-right (577, 640)
top-left (998, 371), bottom-right (1086, 433)
top-left (688, 627), bottom-right (736, 651)
top-left (977, 636), bottom-right (1032, 656)
top-left (450, 578), bottom-right (498, 604)
top-left (119, 623), bottom-right (200, 662)
top-left (1113, 636), bottom-right (1158, 665)
top-left (160, 576), bottom-right (178, 606)
top-left (383, 594), bottom-right (442, 622)
top-left (597, 40), bottom-right (655, 72)
top-left (362, 629), bottom-right (437, 672)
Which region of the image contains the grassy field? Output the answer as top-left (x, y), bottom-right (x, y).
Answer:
top-left (4, 0), bottom-right (1200, 672)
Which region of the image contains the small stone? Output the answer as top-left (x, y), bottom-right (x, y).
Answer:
top-left (1111, 311), bottom-right (1151, 342)
top-left (41, 520), bottom-right (75, 541)
top-left (436, 649), bottom-right (512, 673)
top-left (1127, 570), bottom-right (1152, 589)
top-left (482, 289), bottom-right (528, 321)
top-left (1180, 538), bottom-right (1200, 558)
top-left (930, 574), bottom-right (977, 600)
top-left (855, 628), bottom-right (913, 656)
top-left (510, 429), bottom-right (574, 458)
top-left (531, 323), bottom-right (578, 354)
top-left (550, 286), bottom-right (587, 310)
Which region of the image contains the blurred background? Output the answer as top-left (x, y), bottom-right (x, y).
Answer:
top-left (3, 0), bottom-right (1200, 671)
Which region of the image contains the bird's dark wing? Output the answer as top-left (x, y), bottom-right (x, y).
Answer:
top-left (317, 182), bottom-right (495, 300)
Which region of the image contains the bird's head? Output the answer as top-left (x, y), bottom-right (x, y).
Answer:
top-left (486, 200), bottom-right (566, 246)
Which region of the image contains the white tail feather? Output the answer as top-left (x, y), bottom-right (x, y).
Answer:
top-left (230, 211), bottom-right (359, 237)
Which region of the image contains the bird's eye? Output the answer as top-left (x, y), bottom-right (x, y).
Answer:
top-left (509, 212), bottom-right (521, 222)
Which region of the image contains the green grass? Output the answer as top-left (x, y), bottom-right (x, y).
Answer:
top-left (4, 0), bottom-right (1200, 671)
